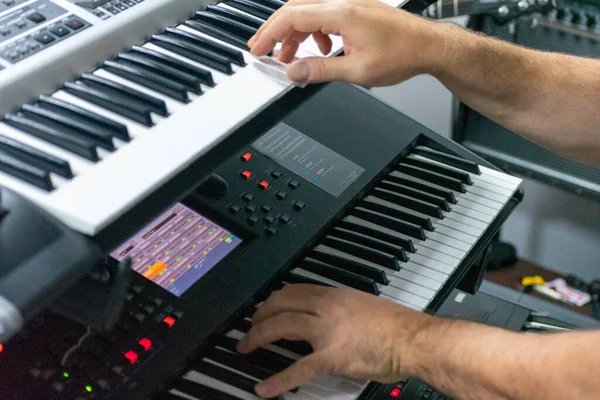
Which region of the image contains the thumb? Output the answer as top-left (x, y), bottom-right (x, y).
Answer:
top-left (287, 56), bottom-right (355, 84)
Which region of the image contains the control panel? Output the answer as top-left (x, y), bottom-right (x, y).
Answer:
top-left (536, 0), bottom-right (600, 35)
top-left (67, 0), bottom-right (146, 20)
top-left (0, 0), bottom-right (90, 64)
top-left (0, 0), bottom-right (30, 14)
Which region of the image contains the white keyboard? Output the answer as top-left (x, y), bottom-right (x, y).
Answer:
top-left (0, 0), bottom-right (408, 235)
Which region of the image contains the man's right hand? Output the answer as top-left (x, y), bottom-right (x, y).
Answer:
top-left (248, 0), bottom-right (446, 86)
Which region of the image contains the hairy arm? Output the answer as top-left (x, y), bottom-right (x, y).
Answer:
top-left (428, 22), bottom-right (600, 166)
top-left (407, 317), bottom-right (600, 399)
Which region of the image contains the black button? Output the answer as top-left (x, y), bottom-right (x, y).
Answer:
top-left (131, 285), bottom-right (143, 294)
top-left (0, 29), bottom-right (10, 36)
top-left (50, 26), bottom-right (70, 37)
top-left (34, 33), bottom-right (55, 44)
top-left (247, 215), bottom-right (259, 225)
top-left (27, 12), bottom-right (46, 23)
top-left (245, 204), bottom-right (257, 213)
top-left (151, 298), bottom-right (164, 306)
top-left (126, 292), bottom-right (134, 301)
top-left (264, 215), bottom-right (275, 224)
top-left (271, 170), bottom-right (282, 179)
top-left (261, 204), bottom-right (273, 213)
top-left (276, 191), bottom-right (287, 200)
top-left (293, 201), bottom-right (306, 211)
top-left (279, 214), bottom-right (291, 224)
top-left (64, 18), bottom-right (85, 30)
top-left (228, 204), bottom-right (241, 214)
top-left (242, 193), bottom-right (254, 202)
top-left (288, 180), bottom-right (299, 189)
top-left (266, 226), bottom-right (278, 236)
top-left (133, 313), bottom-right (146, 322)
top-left (173, 310), bottom-right (184, 319)
top-left (116, 3), bottom-right (128, 10)
top-left (143, 305), bottom-right (155, 314)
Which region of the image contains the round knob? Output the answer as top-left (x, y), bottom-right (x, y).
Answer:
top-left (586, 13), bottom-right (598, 28)
top-left (498, 5), bottom-right (510, 17)
top-left (571, 12), bottom-right (583, 24)
top-left (556, 7), bottom-right (567, 19)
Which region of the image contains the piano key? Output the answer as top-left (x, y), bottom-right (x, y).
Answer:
top-left (291, 268), bottom-right (352, 291)
top-left (361, 195), bottom-right (433, 231)
top-left (194, 11), bottom-right (257, 40)
top-left (378, 180), bottom-right (450, 211)
top-left (372, 187), bottom-right (443, 219)
top-left (453, 196), bottom-right (496, 217)
top-left (282, 271), bottom-right (332, 287)
top-left (331, 227), bottom-right (408, 262)
top-left (0, 133), bottom-right (72, 178)
top-left (401, 261), bottom-right (448, 283)
top-left (387, 171), bottom-right (456, 203)
top-left (62, 81), bottom-right (154, 127)
top-left (3, 114), bottom-right (100, 161)
top-left (353, 206), bottom-right (426, 240)
top-left (470, 178), bottom-right (514, 198)
top-left (20, 104), bottom-right (116, 151)
top-left (426, 231), bottom-right (471, 252)
top-left (115, 53), bottom-right (204, 95)
top-left (196, 358), bottom-right (267, 394)
top-left (223, 0), bottom-right (275, 19)
top-left (412, 145), bottom-right (481, 174)
top-left (321, 235), bottom-right (401, 271)
top-left (397, 163), bottom-right (466, 193)
top-left (217, 335), bottom-right (294, 373)
top-left (207, 4), bottom-right (263, 29)
top-left (381, 294), bottom-right (420, 310)
top-left (37, 95), bottom-right (130, 142)
top-left (103, 60), bottom-right (190, 103)
top-left (151, 33), bottom-right (234, 74)
top-left (461, 183), bottom-right (507, 203)
top-left (251, 0), bottom-right (284, 10)
top-left (479, 165), bottom-right (522, 186)
top-left (184, 19), bottom-right (250, 51)
top-left (409, 253), bottom-right (454, 275)
top-left (450, 204), bottom-right (494, 224)
top-left (170, 378), bottom-right (242, 400)
top-left (298, 258), bottom-right (380, 295)
top-left (273, 340), bottom-right (313, 358)
top-left (456, 190), bottom-right (504, 211)
top-left (433, 224), bottom-right (478, 245)
top-left (388, 268), bottom-right (443, 291)
top-left (130, 45), bottom-right (215, 87)
top-left (183, 370), bottom-right (261, 400)
top-left (340, 215), bottom-right (415, 253)
top-left (384, 275), bottom-right (436, 299)
top-left (311, 245), bottom-right (390, 285)
top-left (405, 155), bottom-right (472, 185)
top-left (0, 151), bottom-right (53, 191)
top-left (169, 25), bottom-right (246, 67)
top-left (206, 348), bottom-right (273, 381)
top-left (378, 285), bottom-right (429, 309)
top-left (416, 236), bottom-right (465, 260)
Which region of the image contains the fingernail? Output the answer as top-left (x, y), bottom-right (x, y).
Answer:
top-left (248, 34), bottom-right (257, 47)
top-left (256, 382), bottom-right (277, 397)
top-left (288, 61), bottom-right (310, 82)
top-left (236, 339), bottom-right (247, 353)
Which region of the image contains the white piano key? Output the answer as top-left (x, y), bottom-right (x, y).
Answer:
top-left (398, 261), bottom-right (448, 283)
top-left (454, 197), bottom-right (497, 217)
top-left (283, 390), bottom-right (322, 400)
top-left (471, 179), bottom-right (513, 198)
top-left (427, 231), bottom-right (471, 252)
top-left (183, 370), bottom-right (262, 400)
top-left (381, 291), bottom-right (426, 310)
top-left (451, 204), bottom-right (494, 224)
top-left (456, 191), bottom-right (504, 210)
top-left (415, 239), bottom-right (465, 262)
top-left (379, 286), bottom-right (429, 309)
top-left (444, 211), bottom-right (488, 231)
top-left (290, 268), bottom-right (350, 289)
top-left (464, 183), bottom-right (508, 203)
top-left (391, 268), bottom-right (443, 291)
top-left (169, 388), bottom-right (203, 400)
top-left (436, 217), bottom-right (483, 237)
top-left (433, 224), bottom-right (478, 245)
top-left (472, 171), bottom-right (517, 191)
top-left (410, 253), bottom-right (455, 274)
top-left (480, 165), bottom-right (523, 186)
top-left (385, 275), bottom-right (436, 299)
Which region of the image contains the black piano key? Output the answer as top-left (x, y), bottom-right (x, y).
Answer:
top-left (311, 245), bottom-right (389, 285)
top-left (339, 216), bottom-right (415, 253)
top-left (206, 5), bottom-right (262, 29)
top-left (115, 53), bottom-right (203, 95)
top-left (387, 171), bottom-right (457, 204)
top-left (103, 60), bottom-right (190, 103)
top-left (379, 180), bottom-right (450, 212)
top-left (331, 227), bottom-right (408, 262)
top-left (373, 187), bottom-right (444, 219)
top-left (413, 145), bottom-right (481, 174)
top-left (194, 11), bottom-right (257, 40)
top-left (282, 271), bottom-right (332, 287)
top-left (3, 114), bottom-right (99, 161)
top-left (0, 134), bottom-right (72, 178)
top-left (0, 151), bottom-right (53, 191)
top-left (321, 235), bottom-right (401, 271)
top-left (274, 339), bottom-right (313, 357)
top-left (206, 348), bottom-right (273, 381)
top-left (151, 33), bottom-right (234, 75)
top-left (183, 19), bottom-right (250, 51)
top-left (252, 0), bottom-right (284, 10)
top-left (37, 95), bottom-right (130, 142)
top-left (224, 0), bottom-right (275, 19)
top-left (231, 318), bottom-right (252, 333)
top-left (299, 258), bottom-right (379, 295)
top-left (353, 206), bottom-right (426, 241)
top-left (80, 73), bottom-right (168, 116)
top-left (169, 25), bottom-right (245, 67)
top-left (192, 360), bottom-right (260, 396)
top-left (170, 379), bottom-right (241, 400)
top-left (21, 104), bottom-right (115, 151)
top-left (397, 163), bottom-right (465, 193)
top-left (361, 196), bottom-right (434, 232)
top-left (214, 337), bottom-right (294, 373)
top-left (130, 45), bottom-right (215, 86)
top-left (405, 155), bottom-right (472, 185)
top-left (63, 81), bottom-right (153, 127)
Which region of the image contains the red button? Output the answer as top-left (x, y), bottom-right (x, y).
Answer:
top-left (138, 338), bottom-right (152, 351)
top-left (241, 152), bottom-right (252, 162)
top-left (124, 351), bottom-right (138, 365)
top-left (162, 315), bottom-right (176, 328)
top-left (241, 170), bottom-right (252, 180)
top-left (258, 181), bottom-right (269, 190)
top-left (390, 387), bottom-right (401, 398)
top-left (0, 343), bottom-right (4, 354)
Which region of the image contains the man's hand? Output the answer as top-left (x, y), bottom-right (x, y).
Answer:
top-left (247, 0), bottom-right (443, 86)
top-left (236, 284), bottom-right (433, 398)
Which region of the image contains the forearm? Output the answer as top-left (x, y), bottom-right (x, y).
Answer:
top-left (423, 21), bottom-right (600, 166)
top-left (403, 317), bottom-right (600, 399)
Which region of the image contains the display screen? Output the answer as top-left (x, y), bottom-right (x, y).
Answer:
top-left (110, 203), bottom-right (243, 297)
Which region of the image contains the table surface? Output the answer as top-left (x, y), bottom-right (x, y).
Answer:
top-left (484, 259), bottom-right (593, 317)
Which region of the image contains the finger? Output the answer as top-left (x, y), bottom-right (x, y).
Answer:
top-left (287, 55), bottom-right (357, 83)
top-left (251, 4), bottom-right (342, 56)
top-left (312, 32), bottom-right (332, 55)
top-left (254, 351), bottom-right (333, 398)
top-left (237, 311), bottom-right (319, 354)
top-left (277, 31), bottom-right (310, 63)
top-left (252, 286), bottom-right (328, 325)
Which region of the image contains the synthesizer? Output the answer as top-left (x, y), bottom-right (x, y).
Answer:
top-left (0, 79), bottom-right (523, 399)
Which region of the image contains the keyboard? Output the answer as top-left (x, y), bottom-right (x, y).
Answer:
top-left (0, 0), bottom-right (408, 235)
